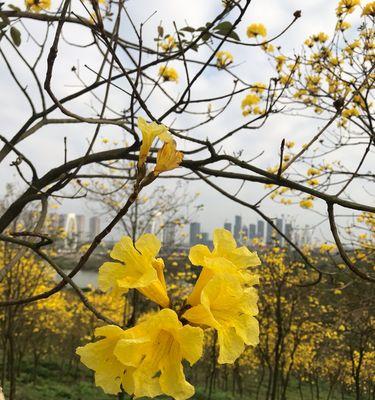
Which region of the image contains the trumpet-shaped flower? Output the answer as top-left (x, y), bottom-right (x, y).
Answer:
top-left (138, 117), bottom-right (172, 167)
top-left (362, 1), bottom-right (375, 16)
top-left (154, 140), bottom-right (184, 175)
top-left (159, 65), bottom-right (179, 82)
top-left (216, 51), bottom-right (234, 69)
top-left (25, 0), bottom-right (51, 12)
top-left (183, 276), bottom-right (259, 364)
top-left (336, 0), bottom-right (360, 15)
top-left (246, 23), bottom-right (267, 38)
top-left (187, 228), bottom-right (260, 306)
top-left (76, 325), bottom-right (130, 395)
top-left (99, 234), bottom-right (170, 307)
top-left (114, 308), bottom-right (204, 400)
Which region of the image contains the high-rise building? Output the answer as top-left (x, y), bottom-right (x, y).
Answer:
top-left (234, 215), bottom-right (242, 241)
top-left (275, 218), bottom-right (284, 245)
top-left (249, 224), bottom-right (256, 240)
top-left (257, 220), bottom-right (265, 241)
top-left (163, 222), bottom-right (176, 246)
top-left (266, 221), bottom-right (273, 244)
top-left (76, 214), bottom-right (86, 242)
top-left (284, 223), bottom-right (293, 242)
top-left (242, 226), bottom-right (248, 240)
top-left (89, 216), bottom-right (101, 240)
top-left (224, 222), bottom-right (232, 232)
top-left (201, 232), bottom-right (209, 245)
top-left (189, 222), bottom-right (201, 246)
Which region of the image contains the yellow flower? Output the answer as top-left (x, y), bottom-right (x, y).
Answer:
top-left (76, 325), bottom-right (129, 395)
top-left (25, 0), bottom-right (50, 12)
top-left (362, 1), bottom-right (375, 15)
top-left (299, 199), bottom-right (314, 209)
top-left (307, 167), bottom-right (319, 176)
top-left (114, 309), bottom-right (204, 400)
top-left (241, 93), bottom-right (261, 116)
top-left (319, 243), bottom-right (336, 254)
top-left (216, 50), bottom-right (234, 69)
top-left (336, 0), bottom-right (360, 15)
top-left (247, 23), bottom-right (267, 38)
top-left (183, 276), bottom-right (259, 364)
top-left (262, 43), bottom-right (274, 53)
top-left (187, 228), bottom-right (260, 306)
top-left (154, 140), bottom-right (184, 175)
top-left (336, 21), bottom-right (351, 31)
top-left (159, 65), bottom-right (179, 82)
top-left (160, 36), bottom-right (177, 52)
top-left (307, 178), bottom-right (319, 186)
top-left (252, 82), bottom-right (266, 94)
top-left (99, 234), bottom-right (170, 307)
top-left (275, 55), bottom-right (286, 72)
top-left (342, 108), bottom-right (359, 119)
top-left (137, 117), bottom-right (172, 167)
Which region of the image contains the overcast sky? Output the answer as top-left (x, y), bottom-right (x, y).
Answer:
top-left (0, 0), bottom-right (372, 242)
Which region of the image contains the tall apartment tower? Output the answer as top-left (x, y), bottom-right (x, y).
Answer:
top-left (189, 222), bottom-right (201, 246)
top-left (266, 221), bottom-right (274, 245)
top-left (275, 218), bottom-right (284, 245)
top-left (233, 215), bottom-right (242, 241)
top-left (163, 222), bottom-right (176, 246)
top-left (76, 214), bottom-right (86, 242)
top-left (249, 224), bottom-right (256, 240)
top-left (224, 222), bottom-right (232, 232)
top-left (257, 220), bottom-right (265, 241)
top-left (284, 223), bottom-right (293, 241)
top-left (89, 216), bottom-right (101, 240)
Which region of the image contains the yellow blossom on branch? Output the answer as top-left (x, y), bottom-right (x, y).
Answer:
top-left (362, 1), bottom-right (375, 16)
top-left (137, 117), bottom-right (172, 167)
top-left (114, 309), bottom-right (204, 400)
top-left (154, 140), bottom-right (184, 175)
top-left (215, 50), bottom-right (234, 69)
top-left (159, 65), bottom-right (179, 82)
top-left (241, 93), bottom-right (261, 116)
top-left (336, 0), bottom-right (360, 16)
top-left (99, 234), bottom-right (170, 307)
top-left (77, 309), bottom-right (204, 399)
top-left (246, 23), bottom-right (267, 38)
top-left (187, 228), bottom-right (260, 306)
top-left (299, 198), bottom-right (314, 209)
top-left (76, 325), bottom-right (129, 395)
top-left (160, 36), bottom-right (177, 52)
top-left (25, 0), bottom-right (51, 12)
top-left (183, 275), bottom-right (259, 364)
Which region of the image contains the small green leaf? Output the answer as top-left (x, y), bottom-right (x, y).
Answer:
top-left (214, 21), bottom-right (233, 32)
top-left (10, 26), bottom-right (21, 46)
top-left (202, 32), bottom-right (211, 42)
top-left (181, 26), bottom-right (195, 33)
top-left (8, 4), bottom-right (21, 11)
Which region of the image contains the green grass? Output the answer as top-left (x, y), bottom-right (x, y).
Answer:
top-left (2, 359), bottom-right (355, 400)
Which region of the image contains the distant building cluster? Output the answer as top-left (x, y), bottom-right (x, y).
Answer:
top-left (189, 215), bottom-right (312, 248)
top-left (50, 213), bottom-right (101, 250)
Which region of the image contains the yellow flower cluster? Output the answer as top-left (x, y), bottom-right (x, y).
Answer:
top-left (160, 36), bottom-right (177, 52)
top-left (336, 0), bottom-right (360, 16)
top-left (137, 117), bottom-right (183, 174)
top-left (299, 198), bottom-right (314, 209)
top-left (216, 50), bottom-right (234, 69)
top-left (246, 23), bottom-right (267, 39)
top-left (362, 1), bottom-right (375, 16)
top-left (241, 93), bottom-right (261, 116)
top-left (77, 229), bottom-right (260, 399)
top-left (25, 0), bottom-right (51, 12)
top-left (159, 65), bottom-right (179, 82)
